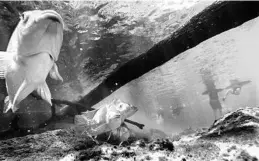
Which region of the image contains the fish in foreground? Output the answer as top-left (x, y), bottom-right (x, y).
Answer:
top-left (0, 10), bottom-right (64, 113)
top-left (74, 99), bottom-right (138, 141)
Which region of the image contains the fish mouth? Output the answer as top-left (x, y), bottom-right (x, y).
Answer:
top-left (47, 16), bottom-right (60, 23)
top-left (40, 10), bottom-right (64, 28)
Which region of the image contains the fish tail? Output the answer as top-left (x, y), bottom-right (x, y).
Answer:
top-left (0, 51), bottom-right (13, 79)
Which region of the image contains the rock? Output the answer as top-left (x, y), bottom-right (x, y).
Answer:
top-left (0, 106), bottom-right (259, 160)
top-left (149, 128), bottom-right (168, 140)
top-left (133, 139), bottom-right (146, 148)
top-left (233, 150), bottom-right (258, 161)
top-left (148, 139), bottom-right (174, 151)
top-left (0, 129), bottom-right (97, 160)
top-left (77, 149), bottom-right (102, 161)
top-left (201, 107), bottom-right (259, 138)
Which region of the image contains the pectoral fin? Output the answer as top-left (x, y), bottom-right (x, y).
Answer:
top-left (3, 96), bottom-right (12, 113)
top-left (107, 115), bottom-right (122, 130)
top-left (3, 101), bottom-right (19, 113)
top-left (93, 124), bottom-right (110, 135)
top-left (3, 101), bottom-right (12, 113)
top-left (4, 96), bottom-right (9, 104)
top-left (0, 51), bottom-right (14, 79)
top-left (49, 63), bottom-right (63, 82)
top-left (36, 82), bottom-right (52, 106)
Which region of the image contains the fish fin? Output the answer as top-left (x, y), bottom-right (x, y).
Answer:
top-left (121, 122), bottom-right (129, 129)
top-left (239, 80), bottom-right (252, 86)
top-left (4, 96), bottom-right (9, 104)
top-left (36, 82), bottom-right (52, 106)
top-left (3, 101), bottom-right (12, 113)
top-left (107, 131), bottom-right (113, 141)
top-left (74, 114), bottom-right (92, 125)
top-left (3, 96), bottom-right (11, 113)
top-left (3, 96), bottom-right (19, 113)
top-left (0, 51), bottom-right (13, 79)
top-left (229, 79), bottom-right (239, 84)
top-left (93, 124), bottom-right (110, 135)
top-left (92, 106), bottom-right (108, 123)
top-left (12, 80), bottom-right (35, 112)
top-left (49, 63), bottom-right (63, 82)
top-left (81, 110), bottom-right (98, 120)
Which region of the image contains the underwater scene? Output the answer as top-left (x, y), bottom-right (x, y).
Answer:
top-left (0, 1), bottom-right (259, 160)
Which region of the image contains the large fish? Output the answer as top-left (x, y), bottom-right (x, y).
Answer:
top-left (0, 10), bottom-right (64, 113)
top-left (74, 99), bottom-right (138, 136)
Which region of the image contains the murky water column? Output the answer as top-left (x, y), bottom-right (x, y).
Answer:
top-left (90, 15), bottom-right (259, 137)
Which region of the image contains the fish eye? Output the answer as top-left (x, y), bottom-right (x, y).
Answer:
top-left (49, 54), bottom-right (54, 60)
top-left (19, 13), bottom-right (24, 19)
top-left (21, 12), bottom-right (29, 24)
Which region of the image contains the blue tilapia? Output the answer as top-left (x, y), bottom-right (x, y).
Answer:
top-left (74, 99), bottom-right (138, 136)
top-left (0, 10), bottom-right (64, 113)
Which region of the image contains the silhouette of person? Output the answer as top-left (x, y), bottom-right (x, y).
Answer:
top-left (170, 103), bottom-right (185, 118)
top-left (154, 107), bottom-right (165, 125)
top-left (200, 69), bottom-right (224, 120)
top-left (222, 79), bottom-right (251, 101)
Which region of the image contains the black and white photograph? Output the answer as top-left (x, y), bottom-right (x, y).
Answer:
top-left (0, 0), bottom-right (258, 160)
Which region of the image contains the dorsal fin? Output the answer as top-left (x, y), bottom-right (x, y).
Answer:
top-left (92, 105), bottom-right (108, 124)
top-left (81, 110), bottom-right (98, 120)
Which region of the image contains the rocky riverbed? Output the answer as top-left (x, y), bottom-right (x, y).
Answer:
top-left (0, 106), bottom-right (258, 161)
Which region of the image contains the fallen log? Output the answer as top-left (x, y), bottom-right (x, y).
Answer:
top-left (77, 1), bottom-right (259, 111)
